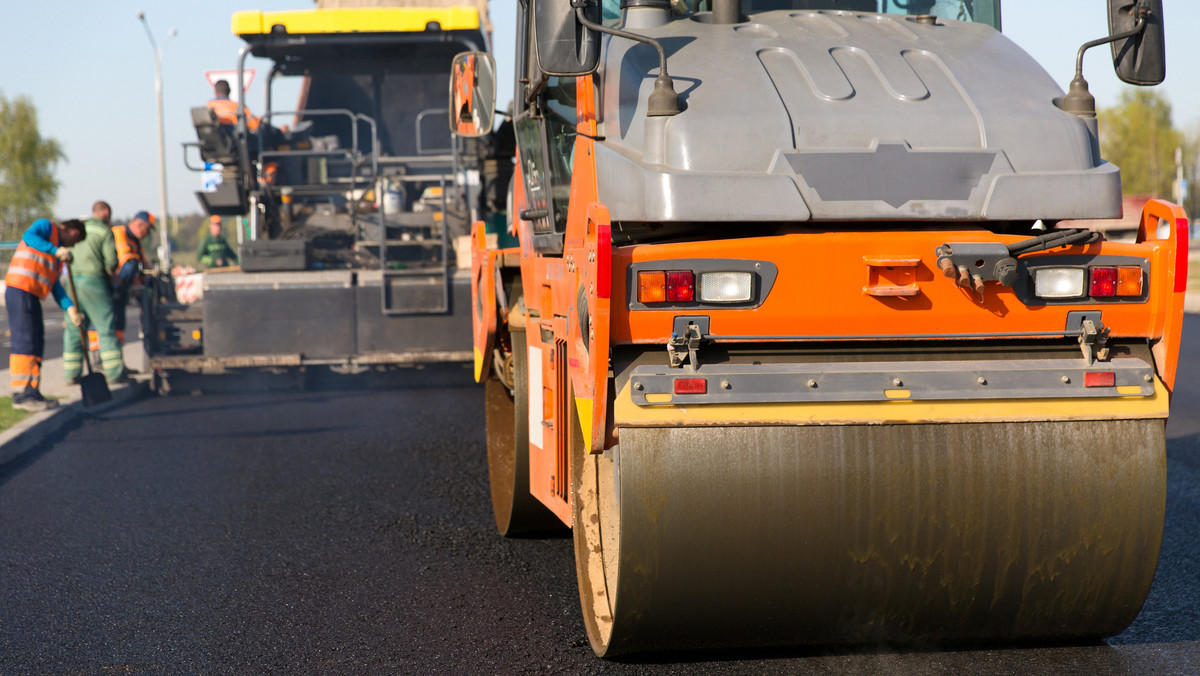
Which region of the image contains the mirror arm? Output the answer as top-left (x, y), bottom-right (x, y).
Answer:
top-left (526, 74), bottom-right (549, 106)
top-left (1061, 10), bottom-right (1148, 117)
top-left (1073, 14), bottom-right (1146, 77)
top-left (572, 2), bottom-right (682, 116)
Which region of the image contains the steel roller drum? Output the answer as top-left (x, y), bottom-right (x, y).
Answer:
top-left (573, 420), bottom-right (1166, 656)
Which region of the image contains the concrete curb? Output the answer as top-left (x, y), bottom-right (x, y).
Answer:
top-left (0, 380), bottom-right (150, 469)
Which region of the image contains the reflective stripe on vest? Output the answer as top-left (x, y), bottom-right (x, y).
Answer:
top-left (4, 228), bottom-right (60, 299)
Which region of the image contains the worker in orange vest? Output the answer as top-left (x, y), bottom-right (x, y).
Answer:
top-left (111, 211), bottom-right (154, 345)
top-left (4, 218), bottom-right (86, 411)
top-left (206, 79), bottom-right (260, 132)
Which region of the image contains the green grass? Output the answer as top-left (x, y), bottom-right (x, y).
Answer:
top-left (0, 398), bottom-right (32, 431)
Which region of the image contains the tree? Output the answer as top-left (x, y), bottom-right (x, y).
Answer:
top-left (0, 93), bottom-right (65, 240)
top-left (1099, 88), bottom-right (1184, 200)
top-left (1181, 122), bottom-right (1200, 222)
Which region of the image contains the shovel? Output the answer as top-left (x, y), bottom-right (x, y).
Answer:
top-left (65, 265), bottom-right (112, 406)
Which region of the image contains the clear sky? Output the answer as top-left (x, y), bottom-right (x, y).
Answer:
top-left (1, 1), bottom-right (1196, 223)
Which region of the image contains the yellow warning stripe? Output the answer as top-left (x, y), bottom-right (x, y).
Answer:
top-left (612, 379), bottom-right (1171, 427)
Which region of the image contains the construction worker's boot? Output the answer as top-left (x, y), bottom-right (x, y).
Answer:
top-left (13, 387), bottom-right (56, 412)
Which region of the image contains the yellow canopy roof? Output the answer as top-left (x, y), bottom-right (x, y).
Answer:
top-left (232, 7), bottom-right (481, 36)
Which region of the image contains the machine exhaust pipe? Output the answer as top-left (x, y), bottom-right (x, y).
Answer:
top-left (712, 0), bottom-right (742, 25)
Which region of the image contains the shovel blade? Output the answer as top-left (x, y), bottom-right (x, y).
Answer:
top-left (79, 373), bottom-right (111, 407)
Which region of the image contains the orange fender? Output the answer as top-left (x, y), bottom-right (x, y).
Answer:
top-left (1138, 199), bottom-right (1189, 393)
top-left (471, 219), bottom-right (497, 383)
top-left (567, 203), bottom-right (612, 452)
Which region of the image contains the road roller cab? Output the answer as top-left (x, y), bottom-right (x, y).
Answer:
top-left (456, 0), bottom-right (1186, 657)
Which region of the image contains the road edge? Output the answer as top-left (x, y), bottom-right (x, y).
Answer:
top-left (0, 381), bottom-right (150, 469)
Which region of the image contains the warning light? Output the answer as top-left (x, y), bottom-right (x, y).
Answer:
top-left (638, 271), bottom-right (666, 303)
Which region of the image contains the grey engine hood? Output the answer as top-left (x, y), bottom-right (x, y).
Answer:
top-left (594, 10), bottom-right (1121, 223)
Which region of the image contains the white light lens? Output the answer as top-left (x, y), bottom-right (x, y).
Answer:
top-left (699, 272), bottom-right (753, 303)
top-left (1034, 268), bottom-right (1085, 298)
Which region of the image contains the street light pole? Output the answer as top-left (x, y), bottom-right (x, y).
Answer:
top-left (137, 11), bottom-right (176, 272)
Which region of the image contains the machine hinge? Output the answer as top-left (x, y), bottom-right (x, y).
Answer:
top-left (1077, 317), bottom-right (1110, 365)
top-left (668, 316), bottom-right (709, 370)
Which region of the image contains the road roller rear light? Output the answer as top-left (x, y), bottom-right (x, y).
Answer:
top-left (665, 271), bottom-right (695, 302)
top-left (1090, 267), bottom-right (1117, 297)
top-left (699, 271), bottom-right (753, 303)
top-left (638, 271), bottom-right (667, 303)
top-left (1085, 371), bottom-right (1116, 387)
top-left (1116, 266), bottom-right (1143, 296)
top-left (1034, 268), bottom-right (1085, 298)
top-left (673, 377), bottom-right (707, 394)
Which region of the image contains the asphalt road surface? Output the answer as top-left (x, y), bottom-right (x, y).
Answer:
top-left (1, 324), bottom-right (1199, 673)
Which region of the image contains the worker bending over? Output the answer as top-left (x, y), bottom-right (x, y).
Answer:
top-left (64, 201), bottom-right (127, 385)
top-left (4, 218), bottom-right (85, 411)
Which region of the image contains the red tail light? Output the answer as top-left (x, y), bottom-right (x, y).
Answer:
top-left (665, 271), bottom-right (695, 302)
top-left (1090, 267), bottom-right (1116, 297)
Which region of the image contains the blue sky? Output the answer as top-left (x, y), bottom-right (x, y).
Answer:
top-left (1, 1), bottom-right (1197, 223)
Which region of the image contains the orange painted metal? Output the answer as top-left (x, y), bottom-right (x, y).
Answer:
top-left (470, 219), bottom-right (496, 382)
top-left (1137, 199), bottom-right (1188, 392)
top-left (863, 257), bottom-right (921, 297)
top-left (611, 230), bottom-right (1178, 352)
top-left (517, 75), bottom-right (610, 522)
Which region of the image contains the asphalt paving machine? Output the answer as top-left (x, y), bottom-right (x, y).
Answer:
top-left (457, 0), bottom-right (1188, 657)
top-left (146, 6), bottom-right (499, 386)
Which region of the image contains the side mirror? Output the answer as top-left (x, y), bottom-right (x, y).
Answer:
top-left (1109, 0), bottom-right (1165, 86)
top-left (534, 0), bottom-right (600, 77)
top-left (449, 52), bottom-right (497, 138)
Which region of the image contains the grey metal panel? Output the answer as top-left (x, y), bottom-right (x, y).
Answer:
top-left (627, 356), bottom-right (1156, 405)
top-left (593, 144), bottom-right (810, 222)
top-left (595, 11), bottom-right (1121, 223)
top-left (984, 163), bottom-right (1123, 220)
top-left (355, 270), bottom-right (472, 354)
top-left (202, 270), bottom-right (354, 290)
top-left (203, 283), bottom-right (356, 359)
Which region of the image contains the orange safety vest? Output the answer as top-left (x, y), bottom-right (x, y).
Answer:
top-left (206, 98), bottom-right (260, 132)
top-left (113, 225), bottom-right (147, 269)
top-left (4, 225), bottom-right (60, 299)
